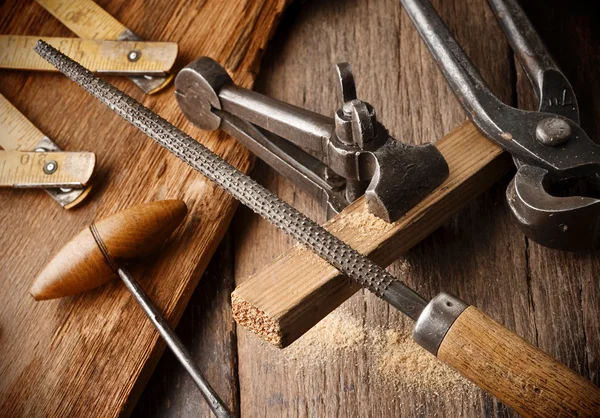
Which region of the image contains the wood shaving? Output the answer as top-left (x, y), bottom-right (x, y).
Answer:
top-left (330, 201), bottom-right (395, 238)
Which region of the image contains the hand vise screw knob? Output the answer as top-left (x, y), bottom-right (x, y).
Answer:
top-left (334, 62), bottom-right (377, 148)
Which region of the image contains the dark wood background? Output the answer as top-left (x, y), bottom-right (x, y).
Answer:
top-left (136, 0), bottom-right (596, 416)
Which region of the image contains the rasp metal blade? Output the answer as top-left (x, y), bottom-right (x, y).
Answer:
top-left (33, 40), bottom-right (427, 320)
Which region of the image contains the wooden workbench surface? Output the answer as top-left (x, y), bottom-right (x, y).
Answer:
top-left (134, 0), bottom-right (600, 416)
top-left (1, 0), bottom-right (592, 416)
top-left (130, 0), bottom-right (600, 417)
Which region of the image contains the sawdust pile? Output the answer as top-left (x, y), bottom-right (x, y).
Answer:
top-left (330, 202), bottom-right (396, 242)
top-left (284, 310), bottom-right (475, 394)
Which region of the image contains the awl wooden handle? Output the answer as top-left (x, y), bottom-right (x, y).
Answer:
top-left (415, 294), bottom-right (600, 417)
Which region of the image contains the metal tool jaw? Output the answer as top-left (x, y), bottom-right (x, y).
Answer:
top-left (174, 58), bottom-right (448, 222)
top-left (402, 0), bottom-right (600, 250)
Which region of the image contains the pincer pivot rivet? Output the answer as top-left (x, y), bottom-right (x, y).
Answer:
top-left (535, 117), bottom-right (571, 147)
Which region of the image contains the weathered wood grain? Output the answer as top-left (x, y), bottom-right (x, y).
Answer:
top-left (135, 0), bottom-right (600, 416)
top-left (0, 0), bottom-right (285, 416)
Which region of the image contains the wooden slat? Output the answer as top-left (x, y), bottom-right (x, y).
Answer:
top-left (0, 0), bottom-right (285, 416)
top-left (0, 36), bottom-right (177, 74)
top-left (232, 121), bottom-right (511, 346)
top-left (36, 0), bottom-right (129, 40)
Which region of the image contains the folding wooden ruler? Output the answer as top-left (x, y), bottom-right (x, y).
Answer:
top-left (0, 0), bottom-right (178, 94)
top-left (0, 93), bottom-right (96, 209)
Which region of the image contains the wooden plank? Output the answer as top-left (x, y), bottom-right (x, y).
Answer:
top-left (0, 0), bottom-right (285, 416)
top-left (231, 121), bottom-right (511, 347)
top-left (231, 0), bottom-right (532, 416)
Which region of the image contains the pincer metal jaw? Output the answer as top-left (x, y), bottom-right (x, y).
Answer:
top-left (508, 165), bottom-right (600, 251)
top-left (175, 57), bottom-right (232, 131)
top-left (175, 57), bottom-right (448, 223)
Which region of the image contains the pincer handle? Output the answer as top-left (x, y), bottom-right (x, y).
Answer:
top-left (414, 293), bottom-right (600, 417)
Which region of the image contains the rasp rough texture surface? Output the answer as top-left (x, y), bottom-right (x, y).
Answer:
top-left (33, 41), bottom-right (425, 315)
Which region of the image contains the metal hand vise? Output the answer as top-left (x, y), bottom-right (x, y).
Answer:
top-left (174, 58), bottom-right (448, 222)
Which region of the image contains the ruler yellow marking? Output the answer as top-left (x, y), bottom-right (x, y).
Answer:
top-left (0, 94), bottom-right (46, 152)
top-left (0, 36), bottom-right (177, 74)
top-left (36, 0), bottom-right (175, 94)
top-left (0, 151), bottom-right (95, 188)
top-left (0, 94), bottom-right (95, 208)
top-left (36, 0), bottom-right (127, 40)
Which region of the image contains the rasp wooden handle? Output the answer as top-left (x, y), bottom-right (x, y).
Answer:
top-left (439, 307), bottom-right (600, 417)
top-left (414, 295), bottom-right (600, 418)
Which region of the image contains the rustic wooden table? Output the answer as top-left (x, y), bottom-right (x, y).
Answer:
top-left (133, 0), bottom-right (600, 416)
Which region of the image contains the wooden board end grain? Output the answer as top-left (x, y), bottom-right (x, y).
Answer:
top-left (0, 0), bottom-right (286, 416)
top-left (232, 121), bottom-right (513, 347)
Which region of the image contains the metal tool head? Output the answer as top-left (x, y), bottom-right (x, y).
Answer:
top-left (174, 57), bottom-right (233, 131)
top-left (366, 140), bottom-right (448, 222)
top-left (507, 164), bottom-right (600, 251)
top-left (175, 57), bottom-right (449, 223)
top-left (331, 63), bottom-right (449, 221)
top-left (402, 0), bottom-right (600, 250)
